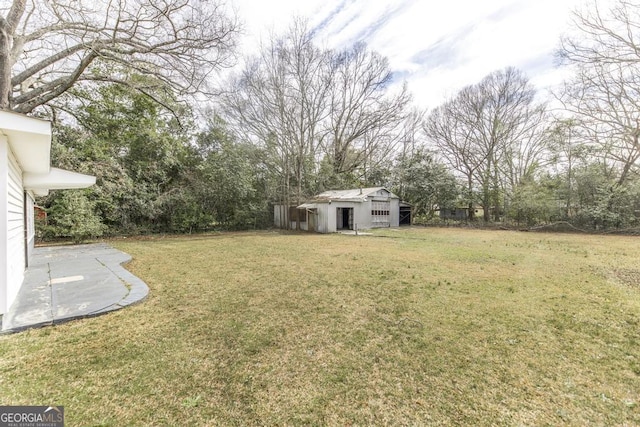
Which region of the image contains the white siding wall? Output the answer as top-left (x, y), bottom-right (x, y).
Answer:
top-left (354, 203), bottom-right (371, 230)
top-left (315, 201), bottom-right (390, 233)
top-left (5, 146), bottom-right (25, 313)
top-left (0, 136), bottom-right (7, 314)
top-left (313, 204), bottom-right (327, 233)
top-left (1, 136), bottom-right (27, 314)
top-left (324, 204), bottom-right (335, 233)
top-left (390, 198), bottom-right (400, 227)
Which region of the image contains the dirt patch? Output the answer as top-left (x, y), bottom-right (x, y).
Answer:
top-left (611, 268), bottom-right (640, 289)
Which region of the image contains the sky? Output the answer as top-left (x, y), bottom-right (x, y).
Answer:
top-left (230, 0), bottom-right (599, 109)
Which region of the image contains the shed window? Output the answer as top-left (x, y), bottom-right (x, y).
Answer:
top-left (371, 201), bottom-right (390, 224)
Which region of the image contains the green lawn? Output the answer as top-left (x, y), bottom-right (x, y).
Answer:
top-left (1, 228), bottom-right (639, 425)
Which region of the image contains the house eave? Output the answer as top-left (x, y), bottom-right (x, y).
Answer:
top-left (24, 167), bottom-right (96, 196)
top-left (0, 111), bottom-right (51, 174)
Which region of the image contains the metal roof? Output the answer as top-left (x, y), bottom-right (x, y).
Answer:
top-left (303, 187), bottom-right (399, 204)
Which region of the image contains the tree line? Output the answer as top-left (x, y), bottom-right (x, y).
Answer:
top-left (1, 0), bottom-right (638, 239)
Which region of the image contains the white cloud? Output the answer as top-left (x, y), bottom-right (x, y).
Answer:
top-left (230, 0), bottom-right (610, 108)
top-left (231, 0), bottom-right (329, 51)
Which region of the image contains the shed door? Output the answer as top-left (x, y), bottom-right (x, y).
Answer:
top-left (399, 207), bottom-right (411, 225)
top-left (337, 208), bottom-right (353, 230)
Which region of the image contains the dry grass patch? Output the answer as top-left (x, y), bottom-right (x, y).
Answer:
top-left (1, 228), bottom-right (639, 425)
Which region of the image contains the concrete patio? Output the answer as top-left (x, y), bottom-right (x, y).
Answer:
top-left (1, 243), bottom-right (148, 333)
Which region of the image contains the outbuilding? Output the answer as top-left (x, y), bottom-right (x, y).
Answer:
top-left (275, 187), bottom-right (400, 233)
top-left (1, 111), bottom-right (95, 315)
top-left (436, 205), bottom-right (484, 221)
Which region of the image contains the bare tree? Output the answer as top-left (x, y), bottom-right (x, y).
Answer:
top-left (559, 0), bottom-right (640, 66)
top-left (0, 0), bottom-right (238, 113)
top-left (496, 93), bottom-right (548, 199)
top-left (425, 68), bottom-right (547, 221)
top-left (223, 22), bottom-right (410, 227)
top-left (222, 21), bottom-right (331, 229)
top-left (547, 119), bottom-right (593, 218)
top-left (325, 43), bottom-right (410, 180)
top-left (557, 0), bottom-right (640, 185)
top-left (397, 108), bottom-right (427, 160)
top-left (425, 89), bottom-right (485, 221)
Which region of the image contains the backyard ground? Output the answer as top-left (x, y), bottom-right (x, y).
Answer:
top-left (1, 227), bottom-right (639, 425)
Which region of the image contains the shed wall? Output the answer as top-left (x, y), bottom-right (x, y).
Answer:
top-left (326, 202), bottom-right (360, 232)
top-left (354, 203), bottom-right (372, 229)
top-left (316, 204), bottom-right (330, 233)
top-left (390, 198), bottom-right (400, 227)
top-left (311, 198), bottom-right (399, 233)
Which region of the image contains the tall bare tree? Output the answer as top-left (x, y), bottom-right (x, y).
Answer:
top-left (223, 22), bottom-right (410, 227)
top-left (425, 68), bottom-right (547, 221)
top-left (547, 119), bottom-right (592, 218)
top-left (223, 21), bottom-right (331, 229)
top-left (0, 0), bottom-right (238, 113)
top-left (325, 43), bottom-right (410, 181)
top-left (557, 0), bottom-right (640, 185)
top-left (424, 94), bottom-right (482, 220)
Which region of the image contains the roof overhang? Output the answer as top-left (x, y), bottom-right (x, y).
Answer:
top-left (24, 167), bottom-right (96, 196)
top-left (0, 111), bottom-right (51, 173)
top-left (304, 197), bottom-right (366, 204)
top-left (1, 111), bottom-right (96, 196)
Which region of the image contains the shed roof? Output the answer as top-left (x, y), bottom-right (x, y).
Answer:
top-left (304, 187), bottom-right (399, 204)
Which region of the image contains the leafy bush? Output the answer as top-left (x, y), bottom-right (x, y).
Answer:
top-left (45, 190), bottom-right (106, 243)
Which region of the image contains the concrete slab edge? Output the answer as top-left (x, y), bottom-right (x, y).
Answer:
top-left (98, 256), bottom-right (150, 307)
top-left (0, 252), bottom-right (150, 335)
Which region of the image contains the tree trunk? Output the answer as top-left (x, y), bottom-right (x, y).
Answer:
top-left (565, 152), bottom-right (573, 218)
top-left (296, 167), bottom-right (302, 231)
top-left (467, 175), bottom-right (475, 221)
top-left (482, 179), bottom-right (491, 222)
top-left (492, 168), bottom-right (501, 222)
top-left (0, 12), bottom-right (14, 109)
top-left (0, 0), bottom-right (26, 109)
